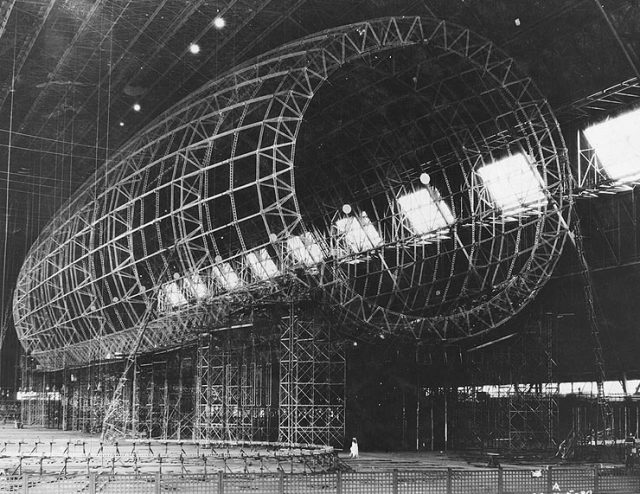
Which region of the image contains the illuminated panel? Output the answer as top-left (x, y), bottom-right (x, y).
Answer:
top-left (397, 188), bottom-right (455, 237)
top-left (287, 233), bottom-right (324, 266)
top-left (246, 248), bottom-right (280, 280)
top-left (335, 213), bottom-right (383, 254)
top-left (211, 262), bottom-right (242, 290)
top-left (183, 273), bottom-right (209, 300)
top-left (583, 108), bottom-right (640, 184)
top-left (161, 282), bottom-right (188, 309)
top-left (477, 153), bottom-right (547, 213)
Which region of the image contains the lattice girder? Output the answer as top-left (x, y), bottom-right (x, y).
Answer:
top-left (14, 16), bottom-right (570, 370)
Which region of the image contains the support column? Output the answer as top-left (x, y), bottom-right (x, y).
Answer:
top-left (278, 305), bottom-right (345, 446)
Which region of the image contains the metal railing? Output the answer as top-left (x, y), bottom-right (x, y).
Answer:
top-left (0, 466), bottom-right (639, 493)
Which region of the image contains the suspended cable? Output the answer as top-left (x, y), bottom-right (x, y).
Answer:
top-left (592, 0), bottom-right (640, 80)
top-left (0, 22), bottom-right (17, 388)
top-left (0, 128), bottom-right (112, 152)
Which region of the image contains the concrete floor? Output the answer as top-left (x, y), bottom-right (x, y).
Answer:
top-left (0, 425), bottom-right (620, 475)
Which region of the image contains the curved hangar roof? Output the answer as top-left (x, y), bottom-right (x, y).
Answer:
top-left (13, 17), bottom-right (571, 370)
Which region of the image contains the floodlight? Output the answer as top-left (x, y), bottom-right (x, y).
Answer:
top-left (335, 212), bottom-right (383, 254)
top-left (211, 262), bottom-right (241, 290)
top-left (213, 16), bottom-right (225, 29)
top-left (397, 188), bottom-right (454, 237)
top-left (287, 233), bottom-right (324, 266)
top-left (162, 282), bottom-right (188, 308)
top-left (183, 273), bottom-right (209, 300)
top-left (583, 108), bottom-right (640, 184)
top-left (477, 153), bottom-right (547, 213)
top-left (246, 249), bottom-right (280, 280)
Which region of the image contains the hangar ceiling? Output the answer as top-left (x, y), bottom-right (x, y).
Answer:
top-left (1, 0), bottom-right (640, 374)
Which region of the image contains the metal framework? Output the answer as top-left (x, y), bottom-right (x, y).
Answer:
top-left (13, 17), bottom-right (570, 372)
top-left (279, 306), bottom-right (345, 445)
top-left (193, 330), bottom-right (276, 443)
top-left (507, 317), bottom-right (558, 450)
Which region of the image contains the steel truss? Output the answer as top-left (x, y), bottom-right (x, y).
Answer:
top-left (279, 306), bottom-right (345, 446)
top-left (506, 315), bottom-right (558, 450)
top-left (453, 314), bottom-right (558, 451)
top-left (194, 332), bottom-right (276, 442)
top-left (134, 349), bottom-right (194, 440)
top-left (14, 16), bottom-right (569, 372)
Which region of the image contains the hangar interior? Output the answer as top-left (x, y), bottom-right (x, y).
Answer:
top-left (2, 0), bottom-right (640, 474)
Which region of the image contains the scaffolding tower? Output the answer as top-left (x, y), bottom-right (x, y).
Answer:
top-left (279, 305), bottom-right (345, 445)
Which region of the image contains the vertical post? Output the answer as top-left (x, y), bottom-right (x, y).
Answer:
top-left (392, 469), bottom-right (398, 494)
top-left (155, 471), bottom-right (161, 494)
top-left (22, 474), bottom-right (28, 494)
top-left (89, 471), bottom-right (96, 494)
top-left (625, 403), bottom-right (629, 439)
top-left (430, 402), bottom-right (434, 451)
top-left (497, 467), bottom-right (503, 494)
top-left (279, 469), bottom-right (284, 494)
top-left (131, 356), bottom-right (138, 436)
top-left (446, 468), bottom-right (452, 494)
top-left (415, 384), bottom-right (420, 451)
top-left (593, 465), bottom-right (599, 494)
top-left (546, 466), bottom-right (553, 494)
top-left (444, 389), bottom-right (448, 451)
top-left (218, 470), bottom-right (224, 494)
top-left (336, 470), bottom-right (342, 494)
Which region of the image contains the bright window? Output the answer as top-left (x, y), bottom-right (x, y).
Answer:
top-left (246, 249), bottom-right (280, 280)
top-left (287, 233), bottom-right (324, 266)
top-left (397, 188), bottom-right (455, 236)
top-left (584, 108), bottom-right (640, 184)
top-left (183, 273), bottom-right (209, 300)
top-left (211, 262), bottom-right (241, 290)
top-left (477, 153), bottom-right (547, 213)
top-left (161, 282), bottom-right (188, 308)
top-left (335, 213), bottom-right (383, 254)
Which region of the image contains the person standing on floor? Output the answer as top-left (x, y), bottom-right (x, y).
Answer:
top-left (349, 437), bottom-right (359, 458)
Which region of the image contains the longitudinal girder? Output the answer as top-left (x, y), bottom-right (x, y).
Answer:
top-left (13, 17), bottom-right (570, 370)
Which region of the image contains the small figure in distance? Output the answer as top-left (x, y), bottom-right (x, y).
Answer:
top-left (349, 437), bottom-right (359, 459)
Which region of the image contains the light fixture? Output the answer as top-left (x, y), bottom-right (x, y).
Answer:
top-left (211, 262), bottom-right (241, 290)
top-left (184, 273), bottom-right (209, 300)
top-left (477, 153), bottom-right (547, 214)
top-left (583, 107), bottom-right (640, 184)
top-left (213, 16), bottom-right (226, 29)
top-left (161, 282), bottom-right (188, 308)
top-left (246, 249), bottom-right (280, 280)
top-left (119, 122), bottom-right (124, 127)
top-left (335, 213), bottom-right (383, 254)
top-left (397, 188), bottom-right (454, 237)
top-left (287, 233), bottom-right (324, 266)
top-left (188, 43), bottom-right (200, 55)
top-left (133, 103), bottom-right (141, 112)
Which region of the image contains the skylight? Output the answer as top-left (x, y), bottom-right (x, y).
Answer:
top-left (583, 108), bottom-right (640, 184)
top-left (287, 233), bottom-right (324, 266)
top-left (183, 273), bottom-right (209, 300)
top-left (161, 282), bottom-right (188, 309)
top-left (246, 249), bottom-right (280, 280)
top-left (397, 188), bottom-right (455, 237)
top-left (335, 213), bottom-right (383, 254)
top-left (477, 153), bottom-right (547, 214)
top-left (211, 262), bottom-right (242, 290)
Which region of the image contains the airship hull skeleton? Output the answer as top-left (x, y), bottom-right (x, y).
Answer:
top-left (13, 17), bottom-right (570, 370)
